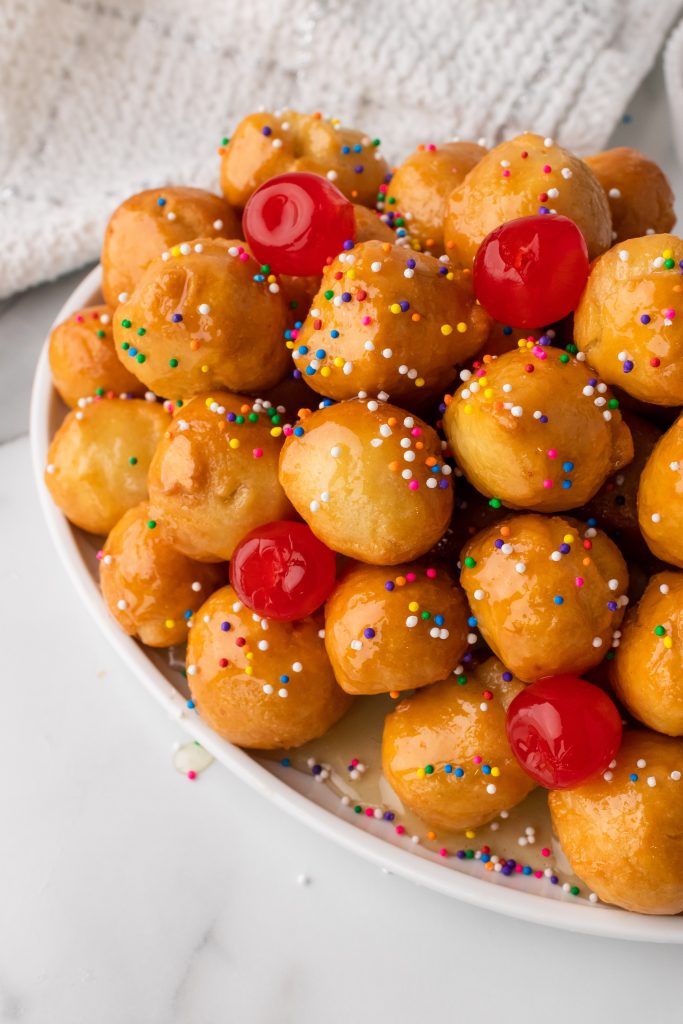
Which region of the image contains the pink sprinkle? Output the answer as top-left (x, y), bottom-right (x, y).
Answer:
top-left (426, 567), bottom-right (437, 578)
top-left (502, 169), bottom-right (510, 177)
top-left (283, 426), bottom-right (294, 436)
top-left (473, 755), bottom-right (483, 765)
top-left (543, 164), bottom-right (552, 173)
top-left (438, 847), bottom-right (447, 857)
top-left (351, 758), bottom-right (359, 767)
top-left (362, 315), bottom-right (372, 325)
top-left (406, 572), bottom-right (417, 582)
top-left (75, 314), bottom-right (84, 322)
top-left (547, 449), bottom-right (557, 459)
top-left (96, 549), bottom-right (104, 560)
top-left (543, 479), bottom-right (553, 489)
top-left (427, 144), bottom-right (437, 152)
top-left (238, 252), bottom-right (249, 261)
top-left (665, 308), bottom-right (676, 318)
top-left (290, 329), bottom-right (299, 340)
top-left (379, 183), bottom-right (388, 194)
top-left (476, 367), bottom-right (487, 377)
top-left (541, 847), bottom-right (551, 857)
top-left (395, 824), bottom-right (405, 834)
top-left (365, 807), bottom-right (374, 817)
top-left (534, 870), bottom-right (543, 878)
top-left (411, 427), bottom-right (422, 436)
top-left (408, 480), bottom-right (419, 491)
top-left (575, 577), bottom-right (584, 588)
top-left (532, 346), bottom-right (547, 359)
top-left (515, 864), bottom-right (523, 873)
top-left (252, 448), bottom-right (263, 459)
top-left (187, 770), bottom-right (197, 780)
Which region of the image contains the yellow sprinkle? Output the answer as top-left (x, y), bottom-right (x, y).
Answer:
top-left (664, 636), bottom-right (673, 648)
top-left (417, 767), bottom-right (426, 779)
top-left (204, 397), bottom-right (214, 407)
top-left (484, 388), bottom-right (493, 399)
top-left (390, 303), bottom-right (402, 314)
top-left (415, 377), bottom-right (425, 387)
top-left (446, 271), bottom-right (454, 280)
top-left (246, 652), bottom-right (254, 660)
top-left (270, 426), bottom-right (283, 437)
top-left (201, 364), bottom-right (209, 373)
top-left (333, 356), bottom-right (345, 367)
top-left (663, 249), bottom-right (673, 259)
top-left (408, 601), bottom-right (420, 612)
top-left (491, 766), bottom-right (500, 777)
top-left (465, 829), bottom-right (476, 839)
top-left (464, 405), bottom-right (473, 415)
top-left (229, 438), bottom-right (240, 449)
top-left (347, 269), bottom-right (356, 280)
top-left (517, 339), bottom-right (526, 348)
top-left (171, 245), bottom-right (181, 257)
top-left (164, 619), bottom-right (175, 629)
top-left (245, 666), bottom-right (253, 675)
top-left (286, 340), bottom-right (294, 350)
top-left (563, 534), bottom-right (574, 544)
top-left (441, 324), bottom-right (453, 335)
top-left (456, 321), bottom-right (468, 333)
top-left (267, 274), bottom-right (277, 283)
top-left (479, 377), bottom-right (488, 387)
top-left (320, 366), bottom-right (331, 377)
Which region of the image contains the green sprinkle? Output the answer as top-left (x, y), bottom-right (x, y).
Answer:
top-left (260, 264), bottom-right (271, 274)
top-left (129, 456), bottom-right (138, 465)
top-left (137, 327), bottom-right (146, 336)
top-left (665, 258), bottom-right (675, 269)
top-left (489, 498), bottom-right (502, 509)
top-left (608, 398), bottom-right (620, 409)
top-left (271, 414), bottom-right (281, 426)
top-left (421, 611), bottom-right (430, 620)
top-left (169, 358), bottom-right (179, 368)
top-left (372, 138), bottom-right (381, 147)
top-left (121, 319), bottom-right (132, 329)
top-left (388, 197), bottom-right (396, 204)
top-left (147, 520), bottom-right (157, 530)
top-left (655, 625), bottom-right (666, 636)
top-left (324, 289), bottom-right (334, 300)
top-left (464, 557), bottom-right (476, 568)
top-left (353, 804), bottom-right (362, 814)
top-left (136, 353), bottom-right (146, 364)
top-left (465, 849), bottom-right (474, 859)
top-left (221, 137), bottom-right (229, 146)
top-left (559, 353), bottom-right (569, 364)
top-left (456, 674), bottom-right (467, 686)
top-left (424, 765), bottom-right (434, 775)
top-left (95, 388), bottom-right (104, 396)
top-left (570, 885), bottom-right (580, 896)
top-left (121, 342), bottom-right (130, 351)
top-left (96, 329), bottom-right (106, 338)
top-left (248, 412), bottom-right (259, 423)
top-left (235, 415), bottom-right (245, 424)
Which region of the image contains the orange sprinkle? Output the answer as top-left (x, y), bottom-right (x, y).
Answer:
top-left (411, 313), bottom-right (421, 322)
top-left (382, 242), bottom-right (392, 252)
top-left (240, 404), bottom-right (250, 414)
top-left (425, 457), bottom-right (437, 467)
top-left (443, 394), bottom-right (453, 405)
top-left (388, 416), bottom-right (397, 426)
top-left (582, 557), bottom-right (591, 566)
top-left (388, 460), bottom-right (399, 471)
top-left (500, 525), bottom-right (511, 538)
top-left (415, 441), bottom-right (424, 450)
top-left (351, 190), bottom-right (358, 198)
top-left (396, 576), bottom-right (407, 586)
top-left (446, 240), bottom-right (455, 249)
top-left (389, 690), bottom-right (400, 699)
top-left (190, 340), bottom-right (200, 351)
top-left (427, 831), bottom-right (437, 841)
top-left (217, 420), bottom-right (227, 432)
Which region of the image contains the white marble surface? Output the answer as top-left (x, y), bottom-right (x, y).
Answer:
top-left (3, 62), bottom-right (683, 1024)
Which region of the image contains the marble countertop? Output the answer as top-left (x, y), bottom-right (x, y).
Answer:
top-left (3, 62), bottom-right (683, 1024)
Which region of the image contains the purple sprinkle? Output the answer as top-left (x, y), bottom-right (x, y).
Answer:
top-left (607, 601), bottom-right (617, 611)
top-left (341, 292), bottom-right (352, 302)
top-left (311, 764), bottom-right (322, 775)
top-left (463, 652), bottom-right (473, 664)
top-left (559, 543), bottom-right (570, 554)
top-left (540, 415), bottom-right (548, 423)
top-left (623, 360), bottom-right (634, 373)
top-left (399, 300), bottom-right (410, 312)
top-left (363, 627), bottom-right (376, 639)
top-left (227, 412), bottom-right (236, 422)
top-left (588, 378), bottom-right (597, 386)
top-left (383, 811), bottom-right (395, 821)
top-left (220, 621), bottom-right (230, 631)
top-left (550, 875), bottom-right (559, 885)
top-left (640, 314), bottom-right (651, 325)
top-left (293, 368), bottom-right (302, 379)
top-left (262, 126), bottom-right (272, 136)
top-left (538, 206), bottom-right (550, 215)
top-left (407, 258), bottom-right (416, 269)
top-left (494, 538), bottom-right (504, 549)
top-left (456, 850), bottom-right (466, 860)
top-left (354, 164), bottom-right (364, 173)
top-left (343, 239), bottom-right (354, 251)
top-left (385, 581), bottom-right (395, 591)
top-left (502, 671), bottom-right (513, 682)
top-left (438, 478), bottom-right (449, 489)
top-left (538, 334), bottom-right (551, 346)
top-left (171, 313), bottom-right (183, 323)
top-left (438, 265), bottom-right (448, 275)
top-left (501, 866), bottom-right (513, 876)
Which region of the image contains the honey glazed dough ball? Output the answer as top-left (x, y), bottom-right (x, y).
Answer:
top-left (459, 514), bottom-right (629, 683)
top-left (186, 585), bottom-right (352, 749)
top-left (324, 561), bottom-right (469, 695)
top-left (610, 571), bottom-right (683, 736)
top-left (113, 238), bottom-right (290, 401)
top-left (584, 147), bottom-right (676, 244)
top-left (49, 304), bottom-right (145, 407)
top-left (219, 109), bottom-right (389, 209)
top-left (101, 187), bottom-right (241, 308)
top-left (290, 239), bottom-right (491, 406)
top-left (147, 392), bottom-right (294, 562)
top-left (574, 234), bottom-right (683, 406)
top-left (549, 730), bottom-right (683, 914)
top-left (382, 658), bottom-right (536, 831)
top-left (100, 503), bottom-right (225, 647)
top-left (45, 398), bottom-right (171, 535)
top-left (278, 397), bottom-right (453, 565)
top-left (638, 413), bottom-right (683, 567)
top-left (443, 346), bottom-right (633, 513)
top-left (384, 140), bottom-right (487, 253)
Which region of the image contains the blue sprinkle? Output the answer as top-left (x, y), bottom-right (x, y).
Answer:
top-left (562, 461), bottom-right (574, 472)
top-left (630, 773), bottom-right (638, 781)
top-left (330, 329), bottom-right (339, 339)
top-left (467, 616), bottom-right (477, 628)
top-left (293, 426), bottom-right (305, 436)
top-left (281, 757), bottom-right (291, 767)
top-left (186, 699), bottom-right (195, 709)
top-left (444, 764), bottom-right (453, 774)
top-left (454, 767), bottom-right (464, 778)
top-left (554, 596), bottom-right (564, 605)
top-left (157, 197), bottom-right (166, 206)
top-left (434, 614), bottom-right (445, 627)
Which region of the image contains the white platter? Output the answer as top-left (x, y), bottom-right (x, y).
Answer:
top-left (30, 264), bottom-right (683, 944)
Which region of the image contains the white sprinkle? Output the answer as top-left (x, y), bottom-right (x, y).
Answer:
top-left (406, 616), bottom-right (419, 628)
top-left (370, 438), bottom-right (383, 448)
top-left (326, 170), bottom-right (338, 181)
top-left (501, 383), bottom-right (512, 393)
top-left (653, 256), bottom-right (665, 269)
top-left (547, 187), bottom-right (559, 198)
top-left (342, 361), bottom-right (353, 375)
top-left (543, 136), bottom-right (554, 147)
top-left (278, 688), bottom-right (288, 699)
top-left (670, 461), bottom-right (680, 471)
top-left (371, 261), bottom-right (382, 272)
top-left (636, 758), bottom-right (647, 768)
top-left (592, 637), bottom-right (603, 648)
top-left (213, 219), bottom-right (223, 230)
top-left (310, 500), bottom-right (320, 512)
top-left (501, 543), bottom-right (513, 555)
top-left (652, 513), bottom-right (662, 524)
top-left (608, 579), bottom-right (618, 591)
top-left (486, 783), bottom-right (497, 795)
top-left (473, 589), bottom-right (484, 600)
top-left (46, 463), bottom-right (55, 474)
top-left (589, 893), bottom-right (599, 903)
top-left (330, 446), bottom-right (341, 458)
top-left (671, 771), bottom-right (681, 781)
top-left (561, 167), bottom-right (573, 179)
top-left (603, 771), bottom-right (613, 782)
top-left (263, 684), bottom-right (274, 695)
top-left (618, 249), bottom-right (629, 262)
top-left (257, 640), bottom-right (269, 651)
top-left (382, 348), bottom-right (393, 358)
top-left (116, 599), bottom-right (127, 611)
top-left (118, 292), bottom-right (129, 303)
top-left (608, 188), bottom-right (622, 199)
top-left (292, 662), bottom-right (303, 672)
top-left (403, 451), bottom-right (416, 462)
top-left (194, 243), bottom-right (203, 253)
top-left (187, 664), bottom-right (197, 676)
top-left (511, 405), bottom-right (523, 418)
top-left (647, 776), bottom-right (657, 788)
top-left (198, 303), bottom-right (211, 315)
top-left (166, 211), bottom-right (177, 221)
top-left (379, 424), bottom-right (392, 438)
top-left (272, 138), bottom-right (283, 149)
top-left (180, 242), bottom-right (191, 255)
top-left (515, 562), bottom-right (526, 574)
top-left (320, 491), bottom-right (330, 502)
top-left (350, 639), bottom-right (363, 651)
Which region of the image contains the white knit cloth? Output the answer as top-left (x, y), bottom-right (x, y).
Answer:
top-left (1, 0), bottom-right (681, 299)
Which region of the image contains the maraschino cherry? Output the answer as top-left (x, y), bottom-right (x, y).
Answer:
top-left (473, 214), bottom-right (589, 328)
top-left (230, 521), bottom-right (336, 621)
top-left (505, 675), bottom-right (623, 789)
top-left (243, 172), bottom-right (356, 276)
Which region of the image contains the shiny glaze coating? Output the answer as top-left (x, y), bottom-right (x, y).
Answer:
top-left (44, 398), bottom-right (170, 535)
top-left (385, 141), bottom-right (486, 252)
top-left (113, 238), bottom-right (290, 400)
top-left (549, 730), bottom-right (683, 914)
top-left (382, 658), bottom-right (536, 830)
top-left (443, 347), bottom-right (633, 512)
top-left (279, 397), bottom-right (453, 565)
top-left (186, 584), bottom-right (352, 749)
top-left (101, 187), bottom-right (241, 307)
top-left (460, 514), bottom-right (629, 683)
top-left (574, 233), bottom-right (683, 406)
top-left (147, 392), bottom-right (294, 562)
top-left (219, 110), bottom-right (389, 209)
top-left (585, 147), bottom-right (676, 244)
top-left (638, 413), bottom-right (683, 567)
top-left (291, 240), bottom-right (490, 406)
top-left (49, 304), bottom-right (145, 407)
top-left (100, 502), bottom-right (225, 647)
top-left (610, 571), bottom-right (683, 736)
top-left (324, 561), bottom-right (469, 695)
top-left (443, 133), bottom-right (612, 265)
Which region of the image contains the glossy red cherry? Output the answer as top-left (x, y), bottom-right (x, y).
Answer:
top-left (505, 675), bottom-right (623, 789)
top-left (230, 520), bottom-right (336, 621)
top-left (473, 214), bottom-right (589, 328)
top-left (243, 172), bottom-right (356, 276)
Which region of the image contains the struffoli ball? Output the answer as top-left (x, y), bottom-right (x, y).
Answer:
top-left (186, 585), bottom-right (352, 749)
top-left (638, 413), bottom-right (683, 567)
top-left (278, 397), bottom-right (453, 564)
top-left (584, 147), bottom-right (676, 244)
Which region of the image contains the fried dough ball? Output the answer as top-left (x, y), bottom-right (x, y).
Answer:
top-left (443, 347), bottom-right (633, 513)
top-left (574, 234), bottom-right (683, 406)
top-left (44, 398), bottom-right (170, 535)
top-left (443, 133), bottom-right (612, 265)
top-left (101, 187), bottom-right (241, 308)
top-left (290, 240), bottom-right (490, 406)
top-left (49, 304), bottom-right (145, 407)
top-left (324, 561), bottom-right (469, 695)
top-left (584, 147), bottom-right (676, 244)
top-left (112, 238), bottom-right (289, 400)
top-left (459, 514), bottom-right (629, 683)
top-left (382, 658), bottom-right (535, 830)
top-left (279, 397), bottom-right (453, 564)
top-left (638, 413), bottom-right (683, 567)
top-left (219, 110), bottom-right (389, 209)
top-left (186, 585), bottom-right (352, 749)
top-left (100, 503), bottom-right (225, 647)
top-left (549, 730), bottom-right (683, 914)
top-left (147, 392), bottom-right (294, 562)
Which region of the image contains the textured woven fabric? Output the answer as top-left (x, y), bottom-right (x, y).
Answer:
top-left (0, 0), bottom-right (680, 298)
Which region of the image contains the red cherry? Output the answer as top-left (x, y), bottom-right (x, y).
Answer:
top-left (505, 675), bottom-right (622, 789)
top-left (473, 214), bottom-right (589, 328)
top-left (230, 521), bottom-right (336, 621)
top-left (243, 172), bottom-right (356, 276)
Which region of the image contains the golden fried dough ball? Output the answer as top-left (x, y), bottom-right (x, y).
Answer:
top-left (219, 110), bottom-right (389, 209)
top-left (460, 514), bottom-right (629, 683)
top-left (49, 304), bottom-right (145, 407)
top-left (279, 397), bottom-right (453, 564)
top-left (147, 392), bottom-right (294, 562)
top-left (584, 147), bottom-right (676, 244)
top-left (324, 561), bottom-right (469, 695)
top-left (549, 730), bottom-right (683, 914)
top-left (100, 503), bottom-right (225, 647)
top-left (384, 141), bottom-right (486, 252)
top-left (382, 658), bottom-right (535, 830)
top-left (575, 234), bottom-right (683, 406)
top-left (186, 584), bottom-right (352, 749)
top-left (101, 187), bottom-right (241, 308)
top-left (112, 238), bottom-right (289, 400)
top-left (610, 571), bottom-right (683, 736)
top-left (290, 240), bottom-right (490, 406)
top-left (443, 133), bottom-right (611, 265)
top-left (443, 347), bottom-right (633, 513)
top-left (44, 398), bottom-right (171, 535)
top-left (638, 413), bottom-right (683, 567)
